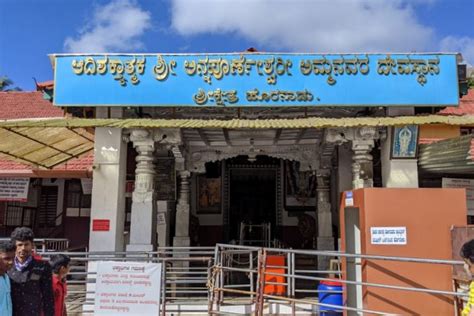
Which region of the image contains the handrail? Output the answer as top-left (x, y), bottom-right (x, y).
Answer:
top-left (210, 244), bottom-right (468, 316)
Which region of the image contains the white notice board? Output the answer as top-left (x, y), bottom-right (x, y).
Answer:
top-left (94, 261), bottom-right (162, 315)
top-left (442, 178), bottom-right (474, 215)
top-left (0, 178), bottom-right (29, 202)
top-left (371, 227), bottom-right (407, 245)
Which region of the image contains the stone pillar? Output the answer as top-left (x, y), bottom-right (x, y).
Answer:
top-left (316, 169), bottom-right (335, 270)
top-left (173, 170), bottom-right (191, 248)
top-left (351, 139), bottom-right (375, 189)
top-left (157, 200), bottom-right (171, 247)
top-left (327, 127), bottom-right (382, 190)
top-left (89, 127), bottom-right (127, 252)
top-left (126, 129), bottom-right (157, 252)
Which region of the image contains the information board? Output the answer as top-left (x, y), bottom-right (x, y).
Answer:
top-left (0, 178), bottom-right (30, 202)
top-left (94, 261), bottom-right (162, 315)
top-left (371, 227), bottom-right (407, 245)
top-left (53, 53), bottom-right (459, 107)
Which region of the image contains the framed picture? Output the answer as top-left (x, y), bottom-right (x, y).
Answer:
top-left (284, 161), bottom-right (316, 211)
top-left (196, 175), bottom-right (221, 214)
top-left (391, 125), bottom-right (419, 159)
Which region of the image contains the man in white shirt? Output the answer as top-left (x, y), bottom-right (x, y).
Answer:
top-left (0, 241), bottom-right (15, 316)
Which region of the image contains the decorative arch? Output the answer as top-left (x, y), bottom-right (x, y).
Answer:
top-left (186, 144), bottom-right (319, 173)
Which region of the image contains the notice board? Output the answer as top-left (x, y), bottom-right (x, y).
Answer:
top-left (0, 178), bottom-right (29, 202)
top-left (94, 261), bottom-right (162, 315)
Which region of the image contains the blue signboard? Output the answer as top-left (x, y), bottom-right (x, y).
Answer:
top-left (52, 53), bottom-right (459, 107)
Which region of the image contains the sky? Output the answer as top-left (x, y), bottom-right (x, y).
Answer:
top-left (0, 0), bottom-right (473, 91)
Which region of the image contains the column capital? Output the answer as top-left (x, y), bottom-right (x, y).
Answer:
top-left (130, 128), bottom-right (152, 142)
top-left (178, 170), bottom-right (191, 179)
top-left (326, 127), bottom-right (386, 144)
top-left (316, 168), bottom-right (331, 179)
top-left (154, 128), bottom-right (182, 145)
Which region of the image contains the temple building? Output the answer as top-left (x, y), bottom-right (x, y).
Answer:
top-left (0, 52), bottom-right (472, 269)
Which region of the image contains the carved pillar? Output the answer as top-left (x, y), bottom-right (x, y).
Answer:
top-left (127, 129), bottom-right (157, 252)
top-left (351, 139), bottom-right (375, 189)
top-left (316, 167), bottom-right (335, 270)
top-left (173, 170), bottom-right (191, 247)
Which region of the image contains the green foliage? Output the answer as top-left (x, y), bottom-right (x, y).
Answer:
top-left (0, 76), bottom-right (21, 91)
top-left (468, 76), bottom-right (474, 89)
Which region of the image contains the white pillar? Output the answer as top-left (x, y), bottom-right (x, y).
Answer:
top-left (127, 129), bottom-right (157, 252)
top-left (89, 127), bottom-right (127, 252)
top-left (173, 170), bottom-right (191, 248)
top-left (316, 169), bottom-right (335, 270)
top-left (351, 139), bottom-right (374, 189)
top-left (85, 127), bottom-right (127, 313)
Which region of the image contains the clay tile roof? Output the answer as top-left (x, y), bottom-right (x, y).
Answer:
top-left (0, 91), bottom-right (92, 174)
top-left (0, 91), bottom-right (64, 120)
top-left (0, 152), bottom-right (94, 175)
top-left (35, 80), bottom-right (54, 91)
top-left (439, 89), bottom-right (474, 116)
top-left (51, 151), bottom-right (94, 171)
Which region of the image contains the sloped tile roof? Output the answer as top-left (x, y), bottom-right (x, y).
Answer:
top-left (0, 91), bottom-right (64, 120)
top-left (0, 152), bottom-right (94, 175)
top-left (35, 80), bottom-right (54, 91)
top-left (439, 89), bottom-right (474, 116)
top-left (0, 91), bottom-right (92, 175)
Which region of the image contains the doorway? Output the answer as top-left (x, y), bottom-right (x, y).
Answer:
top-left (225, 156), bottom-right (281, 244)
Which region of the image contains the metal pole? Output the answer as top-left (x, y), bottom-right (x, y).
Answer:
top-left (250, 250), bottom-right (254, 302)
top-left (257, 249), bottom-right (267, 316)
top-left (161, 262), bottom-right (167, 316)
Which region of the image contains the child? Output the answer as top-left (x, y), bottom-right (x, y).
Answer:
top-left (50, 254), bottom-right (71, 316)
top-left (461, 239), bottom-right (474, 316)
top-left (0, 241), bottom-right (15, 316)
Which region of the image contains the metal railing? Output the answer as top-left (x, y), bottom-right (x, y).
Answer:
top-left (209, 244), bottom-right (467, 316)
top-left (0, 237), bottom-right (69, 251)
top-left (39, 246), bottom-right (214, 315)
top-left (32, 244), bottom-right (469, 315)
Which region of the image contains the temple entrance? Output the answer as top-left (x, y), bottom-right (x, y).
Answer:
top-left (225, 156), bottom-right (281, 245)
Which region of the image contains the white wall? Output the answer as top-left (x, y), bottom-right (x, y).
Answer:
top-left (381, 128), bottom-right (419, 188)
top-left (88, 128), bottom-right (127, 252)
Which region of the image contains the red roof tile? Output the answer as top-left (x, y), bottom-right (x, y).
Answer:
top-left (0, 91), bottom-right (64, 120)
top-left (36, 80), bottom-right (54, 91)
top-left (439, 89), bottom-right (474, 116)
top-left (0, 91), bottom-right (92, 175)
top-left (52, 151), bottom-right (94, 171)
top-left (0, 152), bottom-right (93, 177)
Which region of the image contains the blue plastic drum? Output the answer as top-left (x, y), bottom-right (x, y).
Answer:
top-left (317, 280), bottom-right (343, 315)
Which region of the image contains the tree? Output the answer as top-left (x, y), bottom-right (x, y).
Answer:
top-left (0, 76), bottom-right (21, 91)
top-left (468, 76), bottom-right (474, 89)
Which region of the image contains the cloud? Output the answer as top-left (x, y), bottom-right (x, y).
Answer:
top-left (171, 0), bottom-right (433, 53)
top-left (64, 0), bottom-right (151, 53)
top-left (440, 36), bottom-right (474, 65)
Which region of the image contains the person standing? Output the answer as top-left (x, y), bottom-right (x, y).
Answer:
top-left (50, 254), bottom-right (70, 316)
top-left (8, 227), bottom-right (54, 316)
top-left (0, 241), bottom-right (15, 316)
top-left (461, 239), bottom-right (474, 316)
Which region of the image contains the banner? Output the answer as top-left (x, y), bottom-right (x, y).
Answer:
top-left (0, 178), bottom-right (30, 202)
top-left (94, 261), bottom-right (162, 315)
top-left (53, 53), bottom-right (459, 107)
